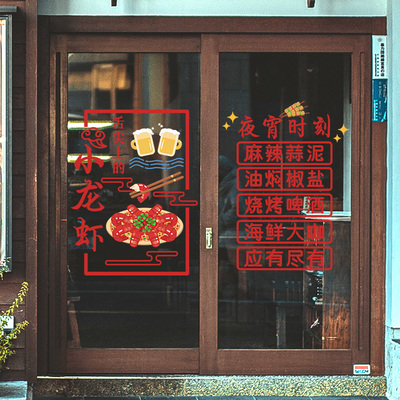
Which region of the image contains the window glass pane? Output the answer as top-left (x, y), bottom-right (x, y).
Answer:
top-left (218, 53), bottom-right (351, 349)
top-left (0, 17), bottom-right (11, 271)
top-left (67, 53), bottom-right (200, 348)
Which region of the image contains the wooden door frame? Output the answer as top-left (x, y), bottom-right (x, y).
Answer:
top-left (37, 16), bottom-right (386, 376)
top-left (48, 33), bottom-right (202, 374)
top-left (201, 32), bottom-right (371, 375)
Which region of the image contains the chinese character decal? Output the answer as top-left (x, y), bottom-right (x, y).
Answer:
top-left (69, 109), bottom-right (197, 276)
top-left (221, 100), bottom-right (349, 271)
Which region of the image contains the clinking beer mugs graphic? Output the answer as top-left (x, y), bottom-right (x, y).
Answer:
top-left (131, 128), bottom-right (182, 157)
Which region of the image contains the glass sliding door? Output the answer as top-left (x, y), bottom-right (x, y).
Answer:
top-left (218, 52), bottom-right (351, 350)
top-left (48, 32), bottom-right (372, 375)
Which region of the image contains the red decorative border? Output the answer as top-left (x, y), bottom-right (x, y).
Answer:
top-left (236, 193), bottom-right (333, 218)
top-left (237, 141), bottom-right (332, 166)
top-left (237, 167), bottom-right (333, 191)
top-left (237, 246), bottom-right (333, 271)
top-left (236, 219), bottom-right (333, 244)
top-left (83, 110), bottom-right (192, 276)
top-left (84, 109), bottom-right (190, 190)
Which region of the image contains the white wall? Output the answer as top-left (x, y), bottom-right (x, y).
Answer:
top-left (387, 0), bottom-right (400, 330)
top-left (38, 0), bottom-right (385, 17)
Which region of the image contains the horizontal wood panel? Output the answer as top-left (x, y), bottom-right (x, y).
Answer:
top-left (49, 17), bottom-right (384, 35)
top-left (217, 34), bottom-right (368, 53)
top-left (12, 197), bottom-right (25, 218)
top-left (14, 176), bottom-right (25, 194)
top-left (0, 283), bottom-right (27, 304)
top-left (1, 261), bottom-right (25, 283)
top-left (13, 130), bottom-right (26, 152)
top-left (13, 108), bottom-right (25, 130)
top-left (13, 19), bottom-right (26, 44)
top-left (4, 348), bottom-right (25, 371)
top-left (13, 153), bottom-right (25, 175)
top-left (13, 64), bottom-right (26, 87)
top-left (0, 304), bottom-right (26, 317)
top-left (13, 88), bottom-right (25, 110)
top-left (0, 369), bottom-right (25, 381)
top-left (13, 43), bottom-right (25, 66)
top-left (0, 306), bottom-right (27, 349)
top-left (13, 218), bottom-right (25, 240)
top-left (217, 349), bottom-right (353, 375)
top-left (67, 348), bottom-right (199, 374)
top-left (61, 34), bottom-right (200, 52)
top-left (12, 240), bottom-right (25, 263)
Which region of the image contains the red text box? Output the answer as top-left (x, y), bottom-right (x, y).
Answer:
top-left (237, 246), bottom-right (333, 271)
top-left (237, 219), bottom-right (332, 244)
top-left (237, 193), bottom-right (333, 217)
top-left (237, 141), bottom-right (332, 166)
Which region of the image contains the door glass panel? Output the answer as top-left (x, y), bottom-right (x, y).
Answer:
top-left (67, 53), bottom-right (200, 348)
top-left (218, 53), bottom-right (351, 349)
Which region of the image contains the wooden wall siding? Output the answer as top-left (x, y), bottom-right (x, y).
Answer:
top-left (0, 6), bottom-right (27, 381)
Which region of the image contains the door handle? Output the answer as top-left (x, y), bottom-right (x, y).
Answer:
top-left (206, 227), bottom-right (212, 249)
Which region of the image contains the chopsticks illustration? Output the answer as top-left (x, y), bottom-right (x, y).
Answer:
top-left (129, 172), bottom-right (184, 199)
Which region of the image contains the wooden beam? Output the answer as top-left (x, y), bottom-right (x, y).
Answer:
top-left (25, 0), bottom-right (38, 383)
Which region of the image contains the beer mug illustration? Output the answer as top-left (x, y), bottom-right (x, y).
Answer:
top-left (131, 129), bottom-right (155, 157)
top-left (157, 128), bottom-right (182, 157)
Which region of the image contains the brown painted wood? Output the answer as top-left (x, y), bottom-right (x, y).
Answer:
top-left (13, 219), bottom-right (25, 240)
top-left (358, 45), bottom-right (372, 361)
top-left (13, 19), bottom-right (26, 43)
top-left (0, 282), bottom-right (28, 304)
top-left (3, 349), bottom-right (25, 371)
top-left (48, 31), bottom-right (203, 375)
top-left (0, 370), bottom-right (26, 381)
top-left (66, 349), bottom-right (199, 374)
top-left (217, 34), bottom-right (368, 53)
top-left (13, 130), bottom-right (25, 153)
top-left (0, 1), bottom-right (25, 7)
top-left (37, 15), bottom-right (50, 376)
top-left (349, 43), bottom-right (362, 358)
top-left (63, 34), bottom-right (200, 52)
top-left (25, 0), bottom-right (38, 383)
top-left (218, 349), bottom-right (353, 374)
top-left (13, 240), bottom-right (25, 262)
top-left (13, 65), bottom-right (25, 87)
top-left (370, 121), bottom-right (386, 375)
top-left (41, 20), bottom-right (383, 377)
top-left (13, 43), bottom-right (25, 66)
top-left (1, 262), bottom-right (25, 283)
top-left (48, 34), bottom-right (67, 374)
top-left (199, 34), bottom-right (219, 375)
top-left (13, 108), bottom-right (25, 130)
top-left (372, 18), bottom-right (387, 35)
top-left (13, 88), bottom-right (25, 110)
top-left (13, 153), bottom-right (25, 175)
top-left (12, 195), bottom-right (25, 218)
top-left (49, 17), bottom-right (385, 35)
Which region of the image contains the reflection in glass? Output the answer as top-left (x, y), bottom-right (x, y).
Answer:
top-left (218, 53), bottom-right (351, 349)
top-left (67, 53), bottom-right (200, 348)
top-left (0, 17), bottom-right (12, 270)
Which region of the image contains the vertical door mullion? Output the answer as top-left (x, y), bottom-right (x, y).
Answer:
top-left (199, 34), bottom-right (220, 374)
top-left (49, 34), bottom-right (68, 372)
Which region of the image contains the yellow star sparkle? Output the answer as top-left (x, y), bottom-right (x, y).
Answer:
top-left (338, 124), bottom-right (349, 135)
top-left (223, 122), bottom-right (231, 130)
top-left (334, 134), bottom-right (341, 142)
top-left (228, 112), bottom-right (238, 123)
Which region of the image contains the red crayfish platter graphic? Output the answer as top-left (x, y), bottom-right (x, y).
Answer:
top-left (106, 204), bottom-right (184, 247)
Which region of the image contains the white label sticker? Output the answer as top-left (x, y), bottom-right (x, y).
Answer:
top-left (373, 36), bottom-right (387, 79)
top-left (353, 364), bottom-right (371, 375)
